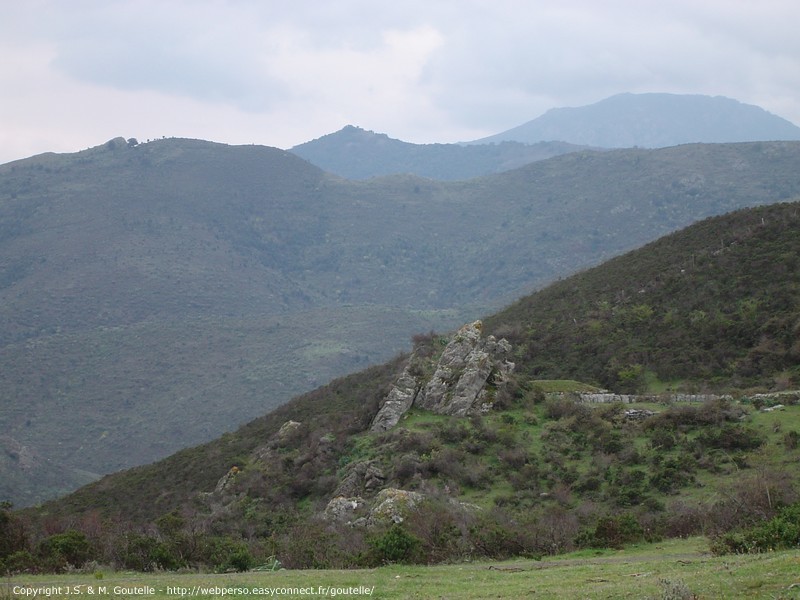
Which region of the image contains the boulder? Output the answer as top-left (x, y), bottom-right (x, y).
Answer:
top-left (323, 496), bottom-right (366, 524)
top-left (368, 488), bottom-right (424, 525)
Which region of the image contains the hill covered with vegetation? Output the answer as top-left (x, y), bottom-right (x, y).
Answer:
top-left (7, 200), bottom-right (799, 574)
top-left (3, 137), bottom-right (800, 506)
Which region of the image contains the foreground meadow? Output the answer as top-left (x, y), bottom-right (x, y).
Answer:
top-left (4, 538), bottom-right (800, 599)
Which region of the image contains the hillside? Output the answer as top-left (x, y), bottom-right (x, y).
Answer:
top-left (483, 201), bottom-right (800, 390)
top-left (473, 93), bottom-right (800, 147)
top-left (290, 125), bottom-right (587, 179)
top-left (17, 201), bottom-right (800, 573)
top-left (3, 138), bottom-right (800, 506)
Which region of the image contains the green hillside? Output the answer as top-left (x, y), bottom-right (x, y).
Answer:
top-left (9, 201), bottom-right (799, 574)
top-left (483, 201), bottom-right (800, 391)
top-left (3, 137), bottom-right (800, 506)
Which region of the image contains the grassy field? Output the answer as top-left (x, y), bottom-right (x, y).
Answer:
top-left (4, 538), bottom-right (800, 599)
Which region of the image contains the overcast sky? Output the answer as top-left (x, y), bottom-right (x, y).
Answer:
top-left (2, 0), bottom-right (799, 165)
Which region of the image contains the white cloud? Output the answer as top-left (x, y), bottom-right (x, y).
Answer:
top-left (1, 0), bottom-right (799, 163)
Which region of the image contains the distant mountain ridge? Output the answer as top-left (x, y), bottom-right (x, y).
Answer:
top-left (289, 94), bottom-right (800, 180)
top-left (290, 125), bottom-right (588, 180)
top-left (471, 93), bottom-right (800, 148)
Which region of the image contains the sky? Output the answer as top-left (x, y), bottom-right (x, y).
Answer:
top-left (2, 0), bottom-right (800, 165)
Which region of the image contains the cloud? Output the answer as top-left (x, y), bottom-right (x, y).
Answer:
top-left (1, 0), bottom-right (799, 163)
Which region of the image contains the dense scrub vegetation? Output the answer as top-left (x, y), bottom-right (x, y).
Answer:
top-left (8, 388), bottom-right (800, 573)
top-left (485, 200), bottom-right (800, 391)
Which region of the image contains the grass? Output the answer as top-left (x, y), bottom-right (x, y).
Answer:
top-left (4, 538), bottom-right (800, 599)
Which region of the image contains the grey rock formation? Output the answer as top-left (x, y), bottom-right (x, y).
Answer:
top-left (322, 487), bottom-right (424, 526)
top-left (334, 460), bottom-right (387, 498)
top-left (213, 466), bottom-right (241, 494)
top-left (323, 496), bottom-right (366, 524)
top-left (368, 488), bottom-right (424, 525)
top-left (371, 320), bottom-right (515, 430)
top-left (370, 366), bottom-right (421, 432)
top-left (416, 321), bottom-right (514, 416)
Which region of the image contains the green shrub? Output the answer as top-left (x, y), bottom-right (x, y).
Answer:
top-left (202, 537), bottom-right (256, 572)
top-left (38, 530), bottom-right (94, 571)
top-left (710, 502), bottom-right (800, 554)
top-left (577, 513), bottom-right (645, 549)
top-left (368, 524), bottom-right (421, 564)
top-left (2, 550), bottom-right (38, 575)
top-left (649, 458), bottom-right (695, 494)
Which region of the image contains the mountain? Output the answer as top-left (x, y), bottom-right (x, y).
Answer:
top-left (4, 137), bottom-right (800, 507)
top-left (24, 200), bottom-right (800, 571)
top-left (289, 125), bottom-right (588, 180)
top-left (472, 93), bottom-right (800, 148)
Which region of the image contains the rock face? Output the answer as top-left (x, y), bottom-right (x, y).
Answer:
top-left (333, 460), bottom-right (387, 498)
top-left (369, 366), bottom-right (421, 432)
top-left (323, 487), bottom-right (424, 526)
top-left (323, 496), bottom-right (366, 523)
top-left (370, 321), bottom-right (514, 431)
top-left (369, 488), bottom-right (424, 524)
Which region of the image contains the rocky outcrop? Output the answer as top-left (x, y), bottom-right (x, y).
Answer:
top-left (417, 321), bottom-right (514, 416)
top-left (214, 465), bottom-right (241, 494)
top-left (370, 321), bottom-right (514, 431)
top-left (323, 487), bottom-right (424, 526)
top-left (370, 366), bottom-right (421, 432)
top-left (333, 460), bottom-right (387, 498)
top-left (369, 488), bottom-right (424, 524)
top-left (324, 496), bottom-right (367, 523)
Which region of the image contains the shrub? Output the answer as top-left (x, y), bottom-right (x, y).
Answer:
top-left (649, 458), bottom-right (695, 494)
top-left (118, 533), bottom-right (161, 572)
top-left (404, 498), bottom-right (472, 563)
top-left (710, 502), bottom-right (800, 555)
top-left (38, 530), bottom-right (94, 571)
top-left (577, 513), bottom-right (645, 549)
top-left (368, 524), bottom-right (422, 564)
top-left (543, 397), bottom-right (588, 421)
top-left (2, 550), bottom-right (38, 575)
top-left (0, 507), bottom-right (27, 561)
top-left (469, 510), bottom-right (537, 559)
top-left (696, 424), bottom-right (763, 452)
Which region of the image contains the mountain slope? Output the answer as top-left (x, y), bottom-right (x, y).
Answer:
top-left (289, 125), bottom-right (587, 179)
top-left (473, 93), bottom-right (800, 147)
top-left (26, 201), bottom-right (800, 571)
top-left (484, 201), bottom-right (800, 390)
top-left (3, 138), bottom-right (800, 506)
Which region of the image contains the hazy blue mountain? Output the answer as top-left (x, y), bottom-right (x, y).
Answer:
top-left (471, 93), bottom-right (800, 148)
top-left (289, 125), bottom-right (588, 180)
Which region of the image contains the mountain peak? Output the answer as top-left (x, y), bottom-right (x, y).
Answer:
top-left (473, 92), bottom-right (800, 148)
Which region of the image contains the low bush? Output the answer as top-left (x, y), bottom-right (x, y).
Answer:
top-left (710, 502), bottom-right (800, 554)
top-left (576, 513), bottom-right (645, 549)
